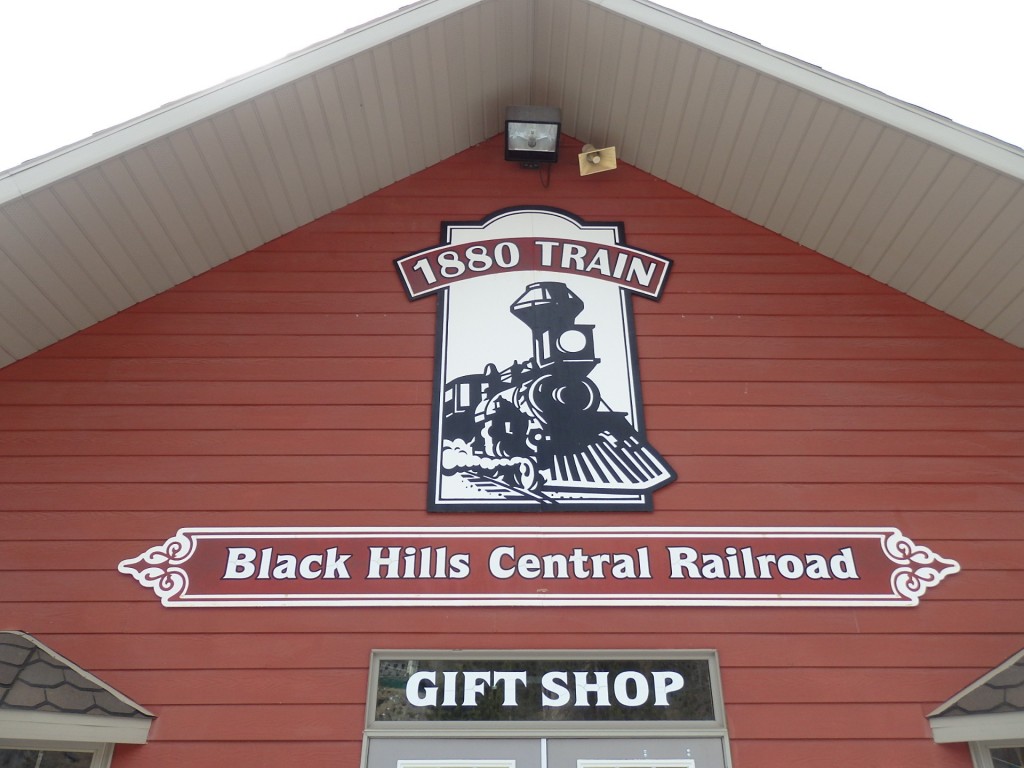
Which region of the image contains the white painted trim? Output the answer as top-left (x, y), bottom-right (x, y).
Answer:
top-left (0, 710), bottom-right (152, 745)
top-left (930, 711), bottom-right (1024, 744)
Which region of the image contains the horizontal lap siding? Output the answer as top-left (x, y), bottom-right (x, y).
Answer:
top-left (1, 136), bottom-right (1022, 767)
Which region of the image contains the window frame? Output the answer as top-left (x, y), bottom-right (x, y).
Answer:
top-left (0, 740), bottom-right (113, 768)
top-left (970, 740), bottom-right (1024, 768)
top-left (363, 650), bottom-right (732, 768)
top-left (365, 649), bottom-right (728, 736)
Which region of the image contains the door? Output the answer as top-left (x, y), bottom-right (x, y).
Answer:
top-left (547, 738), bottom-right (724, 768)
top-left (366, 739), bottom-right (541, 768)
top-left (366, 738), bottom-right (726, 768)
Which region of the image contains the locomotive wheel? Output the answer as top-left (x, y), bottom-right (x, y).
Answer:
top-left (511, 458), bottom-right (538, 491)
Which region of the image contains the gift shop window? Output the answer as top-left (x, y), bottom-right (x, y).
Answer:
top-left (362, 651), bottom-right (731, 768)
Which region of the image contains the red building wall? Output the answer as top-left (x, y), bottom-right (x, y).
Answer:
top-left (1, 135), bottom-right (1022, 766)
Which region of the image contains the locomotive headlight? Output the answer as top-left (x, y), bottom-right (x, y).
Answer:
top-left (557, 329), bottom-right (588, 354)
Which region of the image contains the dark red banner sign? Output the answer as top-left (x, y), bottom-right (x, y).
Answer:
top-left (395, 237), bottom-right (671, 299)
top-left (118, 526), bottom-right (959, 607)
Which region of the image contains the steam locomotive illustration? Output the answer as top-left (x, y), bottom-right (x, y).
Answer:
top-left (439, 281), bottom-right (673, 502)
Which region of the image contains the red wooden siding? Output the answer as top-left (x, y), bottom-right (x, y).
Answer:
top-left (1, 135), bottom-right (1022, 767)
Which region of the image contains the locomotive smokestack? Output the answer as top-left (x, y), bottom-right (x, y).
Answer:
top-left (510, 282), bottom-right (597, 373)
top-left (510, 282), bottom-right (584, 331)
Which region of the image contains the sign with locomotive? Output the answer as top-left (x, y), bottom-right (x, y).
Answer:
top-left (394, 207), bottom-right (675, 511)
top-left (117, 526), bottom-right (960, 607)
top-left (118, 206), bottom-right (961, 609)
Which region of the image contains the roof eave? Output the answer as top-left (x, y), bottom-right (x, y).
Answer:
top-left (611, 0), bottom-right (1024, 179)
top-left (0, 710), bottom-right (152, 745)
top-left (930, 710), bottom-right (1024, 744)
top-left (0, 0), bottom-right (481, 205)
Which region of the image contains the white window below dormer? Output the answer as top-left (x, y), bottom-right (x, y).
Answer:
top-left (0, 740), bottom-right (114, 768)
top-left (971, 741), bottom-right (1024, 768)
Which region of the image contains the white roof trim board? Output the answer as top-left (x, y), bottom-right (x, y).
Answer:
top-left (930, 711), bottom-right (1024, 744)
top-left (0, 709), bottom-right (152, 745)
top-left (2, 0), bottom-right (1024, 369)
top-left (928, 647), bottom-right (1024, 743)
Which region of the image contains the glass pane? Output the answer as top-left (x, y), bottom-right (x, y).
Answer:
top-left (40, 753), bottom-right (92, 768)
top-left (991, 746), bottom-right (1024, 768)
top-left (375, 658), bottom-right (716, 723)
top-left (0, 750), bottom-right (92, 768)
top-left (0, 752), bottom-right (34, 768)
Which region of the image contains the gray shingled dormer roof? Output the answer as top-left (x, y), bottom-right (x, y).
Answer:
top-left (929, 647), bottom-right (1024, 744)
top-left (0, 631), bottom-right (153, 744)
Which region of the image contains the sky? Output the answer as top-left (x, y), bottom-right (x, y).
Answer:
top-left (2, 0), bottom-right (1022, 173)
